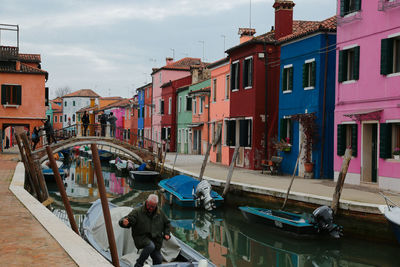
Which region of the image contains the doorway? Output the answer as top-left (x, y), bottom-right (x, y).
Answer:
top-left (362, 123), bottom-right (378, 183)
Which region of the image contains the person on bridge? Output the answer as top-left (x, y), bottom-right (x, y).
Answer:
top-left (82, 111), bottom-right (90, 136)
top-left (108, 112), bottom-right (117, 137)
top-left (99, 111), bottom-right (108, 137)
top-left (119, 194), bottom-right (171, 267)
top-left (31, 127), bottom-right (40, 151)
top-left (42, 118), bottom-right (57, 145)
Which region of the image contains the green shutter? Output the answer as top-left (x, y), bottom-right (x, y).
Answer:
top-left (280, 118), bottom-right (287, 141)
top-left (289, 68), bottom-right (293, 91)
top-left (340, 0), bottom-right (345, 17)
top-left (16, 85), bottom-right (22, 105)
top-left (249, 58), bottom-right (253, 87)
top-left (289, 119), bottom-right (293, 144)
top-left (239, 120), bottom-right (248, 147)
top-left (338, 50), bottom-right (345, 82)
top-left (242, 60), bottom-right (246, 88)
top-left (379, 123), bottom-right (392, 159)
top-left (337, 124), bottom-right (346, 156)
top-left (302, 63), bottom-right (307, 88)
top-left (381, 38), bottom-right (393, 75)
top-left (355, 0), bottom-right (361, 11)
top-left (311, 61), bottom-right (316, 87)
top-left (282, 68), bottom-right (287, 91)
top-left (1, 85), bottom-right (6, 105)
top-left (351, 124), bottom-right (358, 157)
top-left (353, 46), bottom-right (360, 80)
top-left (45, 87), bottom-right (49, 106)
top-left (230, 64), bottom-right (234, 90)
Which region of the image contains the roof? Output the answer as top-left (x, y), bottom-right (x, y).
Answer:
top-left (19, 53), bottom-right (41, 63)
top-left (63, 89), bottom-right (100, 98)
top-left (0, 62), bottom-right (48, 76)
top-left (51, 102), bottom-right (62, 111)
top-left (188, 87), bottom-right (211, 96)
top-left (136, 83), bottom-right (152, 92)
top-left (151, 57), bottom-right (202, 74)
top-left (76, 105), bottom-right (99, 113)
top-left (99, 96), bottom-right (124, 101)
top-left (100, 98), bottom-right (132, 111)
top-left (207, 57), bottom-right (229, 69)
top-left (278, 16), bottom-right (336, 44)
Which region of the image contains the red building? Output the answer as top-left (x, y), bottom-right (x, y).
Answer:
top-left (130, 95), bottom-right (138, 145)
top-left (143, 83), bottom-right (153, 149)
top-left (225, 0), bottom-right (297, 169)
top-left (160, 75), bottom-right (191, 152)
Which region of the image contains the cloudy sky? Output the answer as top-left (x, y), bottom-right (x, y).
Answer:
top-left (0, 0), bottom-right (336, 98)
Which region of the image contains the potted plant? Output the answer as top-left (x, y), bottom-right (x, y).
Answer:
top-left (394, 147), bottom-right (400, 160)
top-left (292, 113), bottom-right (318, 173)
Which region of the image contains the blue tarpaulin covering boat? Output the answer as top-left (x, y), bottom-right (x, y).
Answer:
top-left (159, 175), bottom-right (223, 210)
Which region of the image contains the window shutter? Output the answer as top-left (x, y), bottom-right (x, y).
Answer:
top-left (302, 63), bottom-right (307, 88)
top-left (1, 85), bottom-right (6, 105)
top-left (380, 38), bottom-right (393, 75)
top-left (353, 46), bottom-right (360, 80)
top-left (338, 50), bottom-right (345, 82)
top-left (289, 68), bottom-right (293, 91)
top-left (45, 87), bottom-right (49, 106)
top-left (249, 58), bottom-right (253, 87)
top-left (340, 0), bottom-right (345, 17)
top-left (239, 120), bottom-right (248, 147)
top-left (337, 124), bottom-right (346, 156)
top-left (289, 119), bottom-right (294, 145)
top-left (351, 124), bottom-right (358, 157)
top-left (280, 118), bottom-right (287, 141)
top-left (311, 61), bottom-right (316, 87)
top-left (355, 0), bottom-right (361, 11)
top-left (230, 64), bottom-right (234, 90)
top-left (236, 63), bottom-right (240, 89)
top-left (379, 123), bottom-right (392, 159)
top-left (228, 120), bottom-right (236, 146)
top-left (282, 68), bottom-right (287, 91)
top-left (16, 85), bottom-right (22, 105)
top-left (242, 60), bottom-right (246, 88)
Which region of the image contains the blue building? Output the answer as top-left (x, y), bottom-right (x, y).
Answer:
top-left (278, 17), bottom-right (336, 179)
top-left (136, 85), bottom-right (145, 147)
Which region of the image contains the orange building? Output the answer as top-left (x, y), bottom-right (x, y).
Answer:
top-left (0, 41), bottom-right (48, 144)
top-left (51, 99), bottom-right (63, 131)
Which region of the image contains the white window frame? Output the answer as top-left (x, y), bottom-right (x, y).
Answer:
top-left (283, 64), bottom-right (293, 94)
top-left (231, 60), bottom-right (239, 92)
top-left (168, 97), bottom-right (172, 115)
top-left (193, 98), bottom-right (197, 114)
top-left (212, 78), bottom-right (217, 102)
top-left (243, 56), bottom-right (253, 89)
top-left (199, 97), bottom-right (204, 114)
top-left (178, 96), bottom-right (182, 112)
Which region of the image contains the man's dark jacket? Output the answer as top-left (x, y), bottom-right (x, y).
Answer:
top-left (119, 204), bottom-right (170, 250)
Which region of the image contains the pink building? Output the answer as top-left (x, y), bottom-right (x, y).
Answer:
top-left (151, 57), bottom-right (202, 151)
top-left (334, 0), bottom-right (400, 191)
top-left (207, 57), bottom-right (231, 166)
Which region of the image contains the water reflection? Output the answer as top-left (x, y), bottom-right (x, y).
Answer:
top-left (49, 155), bottom-right (398, 267)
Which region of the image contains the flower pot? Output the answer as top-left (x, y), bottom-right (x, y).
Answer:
top-left (283, 147), bottom-right (291, 152)
top-left (304, 162), bottom-right (314, 173)
top-left (394, 155), bottom-right (400, 160)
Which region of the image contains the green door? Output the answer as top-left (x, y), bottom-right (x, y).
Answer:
top-left (372, 124), bottom-right (378, 183)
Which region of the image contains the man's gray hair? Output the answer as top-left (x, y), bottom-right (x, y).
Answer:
top-left (147, 194), bottom-right (159, 204)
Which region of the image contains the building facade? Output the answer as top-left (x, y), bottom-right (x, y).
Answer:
top-left (62, 89), bottom-right (99, 128)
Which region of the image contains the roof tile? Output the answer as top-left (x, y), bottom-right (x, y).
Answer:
top-left (63, 89), bottom-right (100, 98)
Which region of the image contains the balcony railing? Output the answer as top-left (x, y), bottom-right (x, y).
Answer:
top-left (337, 11), bottom-right (363, 26)
top-left (378, 0), bottom-right (400, 11)
top-left (0, 46), bottom-right (19, 60)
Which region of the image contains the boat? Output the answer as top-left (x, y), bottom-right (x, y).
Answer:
top-left (41, 160), bottom-right (67, 181)
top-left (129, 171), bottom-right (159, 183)
top-left (239, 206), bottom-right (343, 238)
top-left (98, 150), bottom-right (113, 162)
top-left (82, 199), bottom-right (216, 267)
top-left (109, 158), bottom-right (128, 171)
top-left (379, 193), bottom-right (400, 244)
top-left (158, 175), bottom-right (224, 211)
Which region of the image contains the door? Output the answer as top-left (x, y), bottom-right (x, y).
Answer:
top-left (216, 123), bottom-right (222, 162)
top-left (362, 123), bottom-right (378, 183)
top-left (371, 124), bottom-right (378, 183)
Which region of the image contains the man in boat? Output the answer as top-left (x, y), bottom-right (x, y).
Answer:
top-left (119, 194), bottom-right (171, 267)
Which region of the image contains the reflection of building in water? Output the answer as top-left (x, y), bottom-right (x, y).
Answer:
top-left (75, 157), bottom-right (94, 186)
top-left (65, 159), bottom-right (98, 197)
top-left (107, 173), bottom-right (131, 195)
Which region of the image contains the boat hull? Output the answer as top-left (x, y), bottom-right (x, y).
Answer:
top-left (129, 171), bottom-right (159, 183)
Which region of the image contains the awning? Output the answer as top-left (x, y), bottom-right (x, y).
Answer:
top-left (343, 109), bottom-right (382, 121)
top-left (187, 123), bottom-right (204, 128)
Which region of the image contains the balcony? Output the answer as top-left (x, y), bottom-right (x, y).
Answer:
top-left (337, 11), bottom-right (362, 26)
top-left (378, 0), bottom-right (400, 11)
top-left (0, 46), bottom-right (19, 60)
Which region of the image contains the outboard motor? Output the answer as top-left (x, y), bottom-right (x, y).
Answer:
top-left (195, 180), bottom-right (215, 211)
top-left (312, 206), bottom-right (343, 238)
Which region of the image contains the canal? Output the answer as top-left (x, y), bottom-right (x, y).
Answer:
top-left (47, 155), bottom-right (399, 267)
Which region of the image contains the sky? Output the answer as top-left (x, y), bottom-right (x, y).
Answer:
top-left (0, 0), bottom-right (337, 99)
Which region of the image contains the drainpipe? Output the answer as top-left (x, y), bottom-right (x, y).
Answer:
top-left (264, 43), bottom-right (269, 160)
top-left (320, 33), bottom-right (329, 178)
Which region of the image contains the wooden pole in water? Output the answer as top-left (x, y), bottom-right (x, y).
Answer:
top-left (15, 134), bottom-right (35, 194)
top-left (281, 142), bottom-right (303, 210)
top-left (160, 140), bottom-right (169, 175)
top-left (199, 142), bottom-right (212, 181)
top-left (46, 146), bottom-right (80, 235)
top-left (172, 149), bottom-right (179, 173)
top-left (91, 144), bottom-right (120, 267)
top-left (34, 159), bottom-right (52, 207)
top-left (331, 148), bottom-right (352, 214)
top-left (222, 145), bottom-right (240, 197)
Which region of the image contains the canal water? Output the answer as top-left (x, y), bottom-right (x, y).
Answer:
top-left (47, 155), bottom-right (399, 267)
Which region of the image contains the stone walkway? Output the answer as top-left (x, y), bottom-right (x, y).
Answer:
top-left (0, 147), bottom-right (77, 266)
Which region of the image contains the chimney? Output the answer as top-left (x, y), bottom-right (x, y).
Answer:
top-left (238, 28), bottom-right (256, 44)
top-left (15, 60), bottom-right (21, 71)
top-left (165, 57), bottom-right (174, 66)
top-left (273, 0), bottom-right (295, 40)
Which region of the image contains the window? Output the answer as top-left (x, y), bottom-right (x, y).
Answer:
top-left (243, 57), bottom-right (253, 88)
top-left (178, 96), bottom-right (182, 112)
top-left (72, 114), bottom-right (75, 122)
top-left (186, 96), bottom-right (192, 111)
top-left (178, 129), bottom-right (181, 144)
top-left (280, 117), bottom-right (293, 145)
top-left (144, 106), bottom-right (147, 118)
top-left (54, 116), bottom-right (58, 123)
top-left (303, 60), bottom-right (316, 88)
top-left (381, 36), bottom-right (400, 75)
top-left (159, 99), bottom-right (164, 115)
top-left (239, 119), bottom-right (252, 147)
top-left (225, 120), bottom-right (236, 146)
top-left (64, 101), bottom-right (67, 107)
top-left (199, 97), bottom-right (204, 114)
top-left (340, 0), bottom-right (361, 17)
top-left (282, 65), bottom-right (293, 92)
top-left (45, 87), bottom-right (49, 106)
top-left (168, 97), bottom-right (172, 115)
top-left (73, 101), bottom-right (76, 106)
top-left (380, 123), bottom-right (400, 159)
top-left (338, 46), bottom-right (360, 82)
top-left (230, 61), bottom-right (239, 91)
top-left (225, 74), bottom-right (230, 99)
top-left (60, 115), bottom-right (63, 123)
top-left (337, 124), bottom-right (358, 157)
top-left (212, 79), bottom-right (217, 102)
top-left (159, 72), bottom-right (162, 83)
top-left (1, 84), bottom-right (21, 105)
top-left (193, 98), bottom-right (197, 114)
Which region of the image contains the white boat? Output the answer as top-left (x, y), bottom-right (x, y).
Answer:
top-left (109, 158), bottom-right (128, 171)
top-left (82, 199), bottom-right (215, 267)
top-left (379, 193), bottom-right (400, 244)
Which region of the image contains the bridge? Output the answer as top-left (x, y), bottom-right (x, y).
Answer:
top-left (32, 136), bottom-right (156, 164)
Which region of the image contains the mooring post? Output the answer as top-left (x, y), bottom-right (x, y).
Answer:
top-left (20, 133), bottom-right (44, 202)
top-left (15, 134), bottom-right (35, 195)
top-left (34, 159), bottom-right (52, 207)
top-left (222, 145), bottom-right (240, 197)
top-left (172, 149), bottom-right (179, 174)
top-left (199, 142), bottom-right (212, 181)
top-left (331, 148), bottom-right (352, 214)
top-left (91, 144), bottom-right (120, 267)
top-left (46, 146), bottom-right (80, 235)
top-left (160, 140), bottom-right (169, 175)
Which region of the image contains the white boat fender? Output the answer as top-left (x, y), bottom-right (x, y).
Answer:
top-left (198, 259), bottom-right (208, 267)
